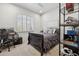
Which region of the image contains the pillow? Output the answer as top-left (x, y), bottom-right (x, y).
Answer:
top-left (53, 29), bottom-right (56, 34)
top-left (44, 28), bottom-right (59, 34)
top-left (55, 29), bottom-right (59, 34)
top-left (47, 28), bottom-right (54, 34)
top-left (47, 29), bottom-right (53, 34)
top-left (52, 28), bottom-right (59, 34)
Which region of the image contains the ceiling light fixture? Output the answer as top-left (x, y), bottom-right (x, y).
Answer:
top-left (40, 10), bottom-right (43, 13)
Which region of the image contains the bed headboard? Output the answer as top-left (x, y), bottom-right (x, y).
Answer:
top-left (44, 27), bottom-right (59, 34)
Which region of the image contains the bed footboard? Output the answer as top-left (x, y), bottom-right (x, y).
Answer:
top-left (28, 33), bottom-right (44, 56)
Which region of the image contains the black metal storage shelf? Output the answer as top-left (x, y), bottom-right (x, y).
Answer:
top-left (59, 3), bottom-right (79, 56)
top-left (60, 24), bottom-right (79, 27)
top-left (61, 4), bottom-right (79, 15)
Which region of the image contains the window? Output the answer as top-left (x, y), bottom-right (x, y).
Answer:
top-left (16, 15), bottom-right (34, 32)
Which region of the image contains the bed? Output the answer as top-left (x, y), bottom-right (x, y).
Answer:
top-left (28, 28), bottom-right (59, 56)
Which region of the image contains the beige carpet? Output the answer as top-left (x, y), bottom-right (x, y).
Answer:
top-left (0, 33), bottom-right (59, 56)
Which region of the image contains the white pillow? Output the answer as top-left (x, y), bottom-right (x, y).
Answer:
top-left (53, 29), bottom-right (56, 34)
top-left (47, 30), bottom-right (52, 34)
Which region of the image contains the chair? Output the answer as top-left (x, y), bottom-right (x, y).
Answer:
top-left (0, 29), bottom-right (11, 52)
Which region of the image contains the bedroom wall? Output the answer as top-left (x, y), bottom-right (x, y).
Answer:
top-left (41, 4), bottom-right (59, 31)
top-left (0, 3), bottom-right (42, 33)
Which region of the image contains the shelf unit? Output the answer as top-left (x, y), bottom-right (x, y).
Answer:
top-left (59, 3), bottom-right (79, 55)
top-left (61, 4), bottom-right (79, 15)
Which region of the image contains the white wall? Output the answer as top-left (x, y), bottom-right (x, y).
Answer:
top-left (41, 5), bottom-right (59, 31)
top-left (0, 3), bottom-right (42, 33)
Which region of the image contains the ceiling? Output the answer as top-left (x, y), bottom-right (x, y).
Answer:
top-left (12, 3), bottom-right (58, 14)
